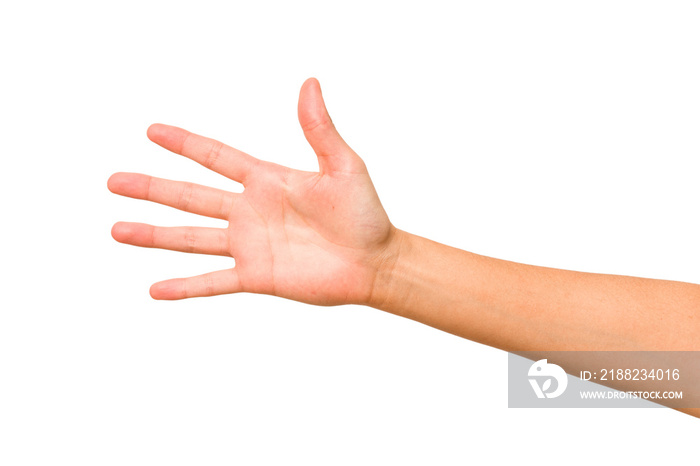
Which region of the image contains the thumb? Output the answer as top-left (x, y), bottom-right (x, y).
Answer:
top-left (298, 78), bottom-right (365, 174)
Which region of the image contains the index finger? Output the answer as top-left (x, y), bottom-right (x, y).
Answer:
top-left (147, 124), bottom-right (258, 184)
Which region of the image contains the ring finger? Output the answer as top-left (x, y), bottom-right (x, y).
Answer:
top-left (111, 222), bottom-right (231, 256)
top-left (108, 172), bottom-right (236, 220)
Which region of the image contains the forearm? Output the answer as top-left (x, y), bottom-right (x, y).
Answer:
top-left (369, 230), bottom-right (700, 352)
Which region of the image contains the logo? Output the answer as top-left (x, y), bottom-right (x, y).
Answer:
top-left (528, 359), bottom-right (568, 399)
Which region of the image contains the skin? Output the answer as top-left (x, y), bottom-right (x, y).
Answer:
top-left (109, 78), bottom-right (394, 305)
top-left (109, 78), bottom-right (700, 416)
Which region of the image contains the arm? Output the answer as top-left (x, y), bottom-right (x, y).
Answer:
top-left (370, 231), bottom-right (700, 352)
top-left (109, 78), bottom-right (700, 415)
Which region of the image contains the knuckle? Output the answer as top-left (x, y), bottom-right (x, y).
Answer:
top-left (178, 183), bottom-right (194, 211)
top-left (218, 230), bottom-right (231, 255)
top-left (218, 192), bottom-right (233, 219)
top-left (148, 224), bottom-right (157, 247)
top-left (301, 116), bottom-right (332, 134)
top-left (145, 175), bottom-right (154, 200)
top-left (205, 140), bottom-right (225, 169)
top-left (203, 275), bottom-right (215, 296)
top-left (183, 228), bottom-right (197, 253)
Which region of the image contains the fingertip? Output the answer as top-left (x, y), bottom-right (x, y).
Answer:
top-left (147, 123), bottom-right (180, 147)
top-left (149, 281), bottom-right (167, 300)
top-left (150, 280), bottom-right (180, 300)
top-left (108, 172), bottom-right (140, 194)
top-left (299, 77), bottom-right (323, 107)
top-left (107, 172), bottom-right (124, 193)
top-left (146, 123), bottom-right (189, 154)
top-left (149, 283), bottom-right (163, 300)
top-left (298, 77), bottom-right (330, 133)
top-left (106, 172), bottom-right (148, 198)
top-left (302, 77), bottom-right (321, 93)
top-left (110, 221), bottom-right (134, 243)
top-left (146, 123), bottom-right (165, 142)
top-left (111, 221), bottom-right (123, 241)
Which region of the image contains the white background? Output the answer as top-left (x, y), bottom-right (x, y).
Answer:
top-left (2, 1), bottom-right (699, 464)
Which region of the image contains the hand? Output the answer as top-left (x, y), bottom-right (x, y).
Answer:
top-left (109, 78), bottom-right (398, 305)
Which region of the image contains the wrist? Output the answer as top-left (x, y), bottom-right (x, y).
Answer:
top-left (364, 228), bottom-right (415, 311)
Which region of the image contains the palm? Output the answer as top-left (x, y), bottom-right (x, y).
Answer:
top-left (109, 79), bottom-right (394, 304)
top-left (226, 162), bottom-right (390, 304)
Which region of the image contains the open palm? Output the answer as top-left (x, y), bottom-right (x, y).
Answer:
top-left (109, 79), bottom-right (396, 305)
